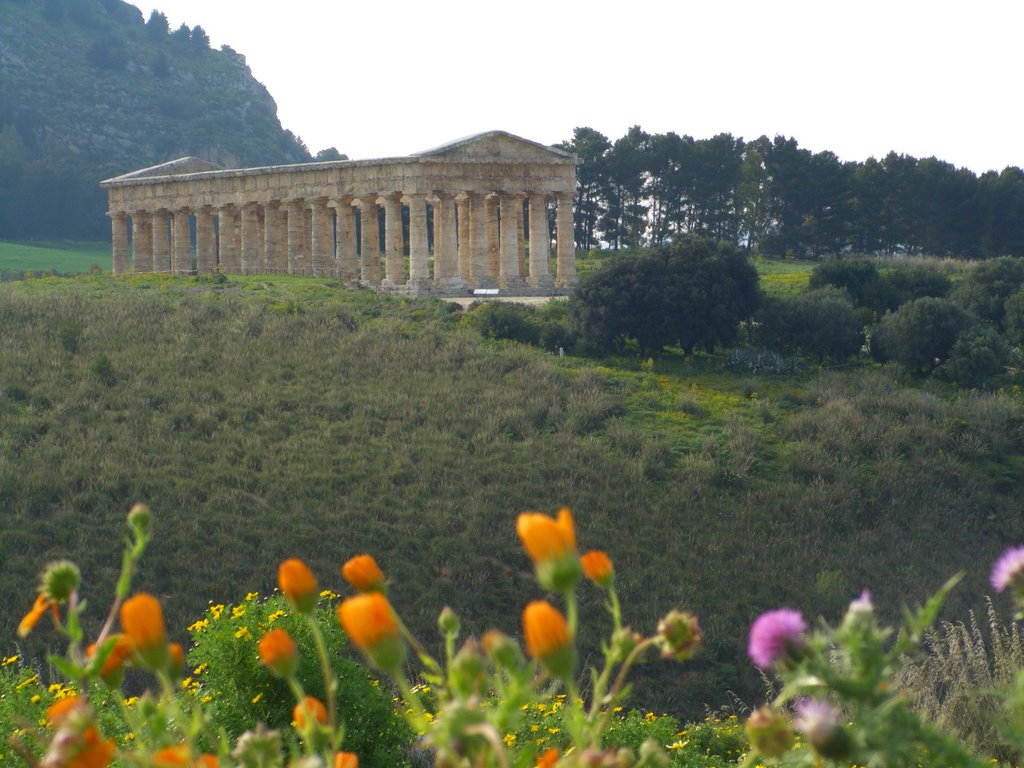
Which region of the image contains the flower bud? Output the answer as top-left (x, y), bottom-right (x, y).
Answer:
top-left (449, 639), bottom-right (487, 699)
top-left (438, 606), bottom-right (460, 638)
top-left (610, 627), bottom-right (644, 661)
top-left (259, 628), bottom-right (299, 678)
top-left (87, 634), bottom-right (134, 688)
top-left (127, 502), bottom-right (152, 536)
top-left (232, 724), bottom-right (283, 768)
top-left (637, 739), bottom-right (670, 768)
top-left (581, 550), bottom-right (614, 588)
top-left (293, 696), bottom-right (328, 731)
top-left (657, 610), bottom-right (701, 661)
top-left (516, 509), bottom-right (582, 593)
top-left (793, 698), bottom-right (851, 760)
top-left (342, 554), bottom-right (386, 593)
top-left (40, 560), bottom-right (80, 603)
top-left (120, 593), bottom-right (168, 670)
top-left (744, 707), bottom-right (793, 758)
top-left (278, 559), bottom-right (319, 614)
top-left (481, 629), bottom-right (523, 670)
top-left (338, 593), bottom-right (404, 672)
top-left (334, 752), bottom-right (359, 768)
top-left (523, 600), bottom-right (575, 681)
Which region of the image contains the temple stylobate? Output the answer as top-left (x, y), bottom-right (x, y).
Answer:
top-left (101, 131), bottom-right (577, 295)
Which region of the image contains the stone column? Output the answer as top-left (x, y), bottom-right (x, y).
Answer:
top-left (516, 198), bottom-right (527, 278)
top-left (216, 206), bottom-right (236, 273)
top-left (485, 194), bottom-right (500, 279)
top-left (457, 195), bottom-right (470, 281)
top-left (528, 194), bottom-right (552, 287)
top-left (406, 193), bottom-right (429, 282)
top-left (131, 211), bottom-right (153, 273)
top-left (240, 203), bottom-right (259, 274)
top-left (555, 192), bottom-right (576, 289)
top-left (381, 193), bottom-right (404, 285)
top-left (263, 202), bottom-right (281, 272)
top-left (467, 192), bottom-right (493, 287)
top-left (153, 210), bottom-right (170, 272)
top-left (286, 200), bottom-right (304, 275)
top-left (358, 195), bottom-right (381, 285)
top-left (334, 197), bottom-right (357, 281)
top-left (499, 192), bottom-right (523, 289)
top-left (302, 207), bottom-right (313, 274)
top-left (310, 197), bottom-right (331, 277)
top-left (433, 193), bottom-right (459, 281)
top-left (195, 206), bottom-right (216, 274)
top-left (172, 209), bottom-right (191, 274)
top-left (110, 211), bottom-right (129, 274)
top-left (255, 208), bottom-right (265, 271)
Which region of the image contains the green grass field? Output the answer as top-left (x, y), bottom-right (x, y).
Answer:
top-left (0, 240), bottom-right (109, 274)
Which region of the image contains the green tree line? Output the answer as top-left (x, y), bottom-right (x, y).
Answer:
top-left (561, 126), bottom-right (1024, 259)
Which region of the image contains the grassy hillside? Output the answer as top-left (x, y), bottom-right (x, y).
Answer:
top-left (0, 240), bottom-right (108, 274)
top-left (1, 272), bottom-right (1022, 718)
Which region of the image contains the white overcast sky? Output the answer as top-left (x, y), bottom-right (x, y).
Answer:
top-left (127, 1), bottom-right (1022, 174)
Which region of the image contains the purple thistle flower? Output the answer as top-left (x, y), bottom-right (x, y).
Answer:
top-left (991, 546), bottom-right (1024, 593)
top-left (748, 608), bottom-right (806, 668)
top-left (793, 697), bottom-right (840, 739)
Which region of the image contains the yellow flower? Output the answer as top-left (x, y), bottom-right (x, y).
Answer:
top-left (504, 733), bottom-right (517, 746)
top-left (234, 627), bottom-right (252, 640)
top-left (251, 692), bottom-right (263, 703)
top-left (278, 558), bottom-right (318, 613)
top-left (342, 554), bottom-right (386, 593)
top-left (244, 591), bottom-right (259, 602)
top-left (231, 605), bottom-right (246, 619)
top-left (209, 604), bottom-right (225, 620)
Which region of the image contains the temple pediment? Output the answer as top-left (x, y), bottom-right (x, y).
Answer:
top-left (105, 157), bottom-right (225, 183)
top-left (413, 131), bottom-right (573, 164)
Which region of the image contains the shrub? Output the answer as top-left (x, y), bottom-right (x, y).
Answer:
top-left (461, 302), bottom-right (540, 346)
top-left (755, 287), bottom-right (863, 362)
top-left (951, 255), bottom-right (1024, 331)
top-left (809, 258), bottom-right (891, 311)
top-left (942, 325), bottom-right (1008, 387)
top-left (186, 593), bottom-right (412, 768)
top-left (882, 264), bottom-right (952, 305)
top-left (871, 297), bottom-right (975, 373)
top-left (569, 237), bottom-right (760, 356)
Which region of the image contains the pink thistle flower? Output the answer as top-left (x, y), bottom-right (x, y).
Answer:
top-left (748, 608), bottom-right (806, 668)
top-left (992, 546), bottom-right (1024, 593)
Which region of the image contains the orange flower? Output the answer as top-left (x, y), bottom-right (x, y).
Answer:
top-left (168, 642), bottom-right (185, 676)
top-left (522, 600), bottom-right (575, 680)
top-left (153, 745), bottom-right (190, 766)
top-left (581, 550), bottom-right (614, 587)
top-left (338, 592), bottom-right (403, 671)
top-left (258, 628), bottom-right (298, 678)
top-left (335, 752), bottom-right (359, 768)
top-left (516, 508), bottom-right (576, 563)
top-left (86, 634), bottom-right (134, 685)
top-left (342, 554), bottom-right (385, 593)
top-left (18, 593), bottom-right (57, 638)
top-left (537, 747), bottom-right (559, 768)
top-left (195, 756), bottom-right (219, 768)
top-left (72, 726), bottom-right (116, 768)
top-left (522, 601), bottom-right (570, 659)
top-left (120, 593), bottom-right (166, 650)
top-left (278, 558), bottom-right (318, 613)
top-left (46, 695), bottom-right (85, 726)
top-left (292, 695), bottom-right (328, 730)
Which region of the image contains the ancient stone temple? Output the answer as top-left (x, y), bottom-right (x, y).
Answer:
top-left (101, 131), bottom-right (577, 295)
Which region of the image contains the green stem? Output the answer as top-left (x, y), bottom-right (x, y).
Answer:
top-left (307, 616), bottom-right (338, 737)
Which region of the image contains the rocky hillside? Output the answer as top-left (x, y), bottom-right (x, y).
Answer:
top-left (0, 0), bottom-right (312, 240)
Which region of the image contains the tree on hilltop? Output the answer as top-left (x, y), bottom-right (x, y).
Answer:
top-left (569, 236), bottom-right (760, 356)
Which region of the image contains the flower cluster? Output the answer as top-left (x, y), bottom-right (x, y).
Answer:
top-left (14, 503), bottom-right (700, 768)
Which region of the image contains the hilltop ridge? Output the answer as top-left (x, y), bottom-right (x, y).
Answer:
top-left (0, 0), bottom-right (312, 239)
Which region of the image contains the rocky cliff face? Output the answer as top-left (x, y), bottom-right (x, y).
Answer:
top-left (0, 0), bottom-right (312, 239)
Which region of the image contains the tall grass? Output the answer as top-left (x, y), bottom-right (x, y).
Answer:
top-left (2, 274), bottom-right (1023, 721)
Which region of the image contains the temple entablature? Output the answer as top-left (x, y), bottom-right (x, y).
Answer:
top-left (101, 131), bottom-right (577, 294)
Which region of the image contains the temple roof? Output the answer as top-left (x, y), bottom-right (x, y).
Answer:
top-left (413, 131), bottom-right (574, 163)
top-left (105, 157), bottom-right (225, 182)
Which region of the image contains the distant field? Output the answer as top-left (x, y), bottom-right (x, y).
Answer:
top-left (0, 240), bottom-right (109, 274)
